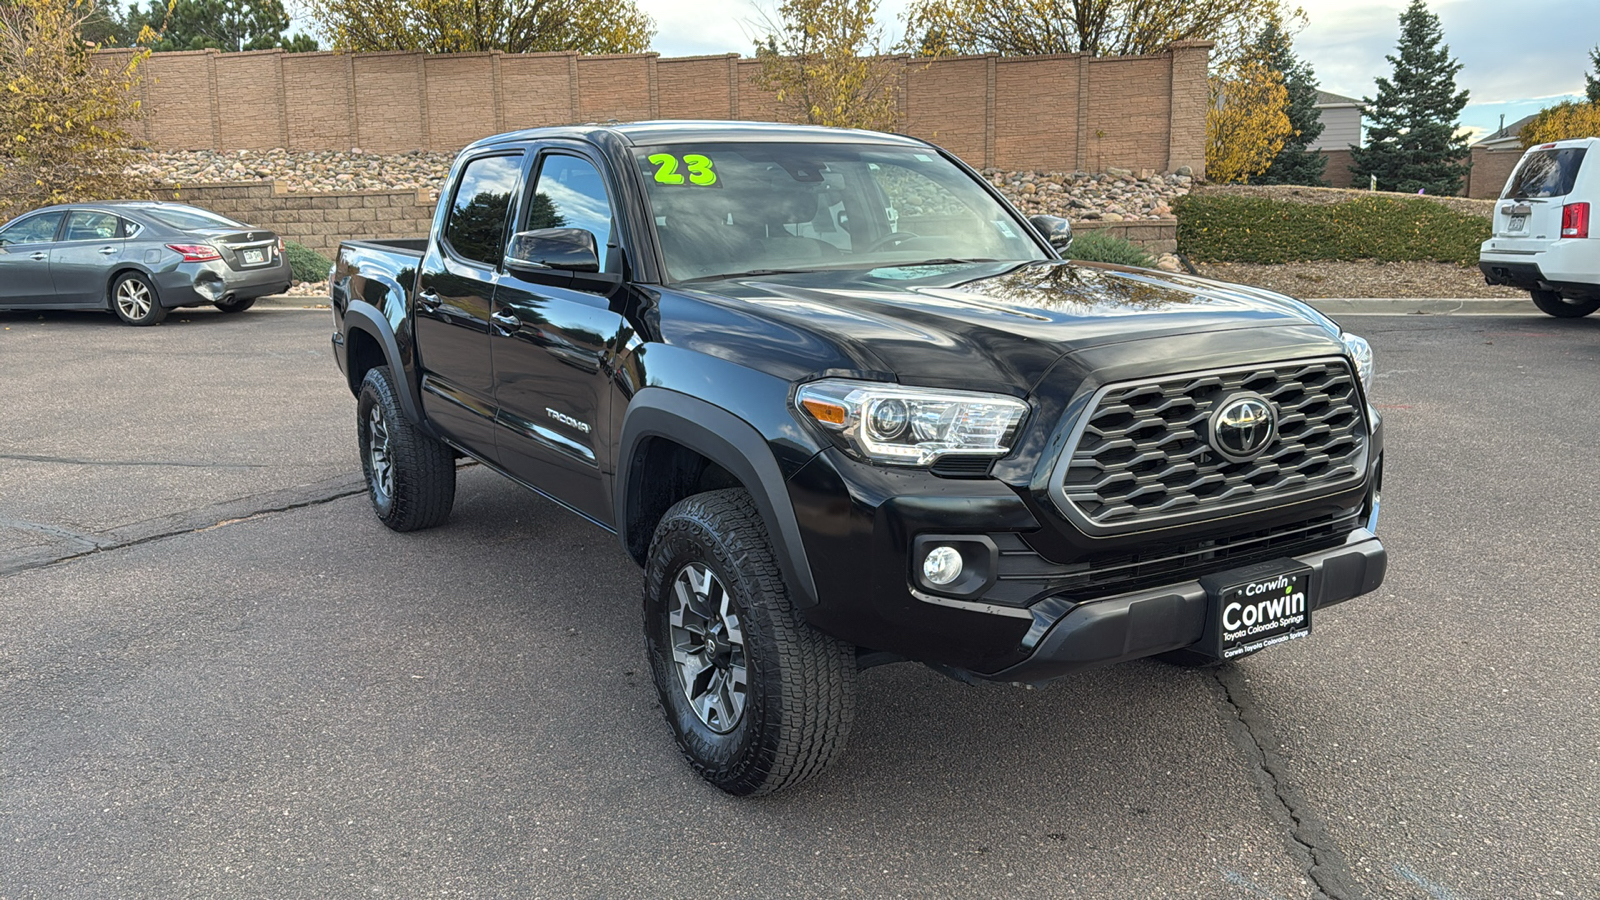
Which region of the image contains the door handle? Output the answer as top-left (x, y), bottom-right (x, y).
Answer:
top-left (98, 246), bottom-right (118, 255)
top-left (30, 252), bottom-right (47, 261)
top-left (417, 289), bottom-right (443, 312)
top-left (490, 310), bottom-right (522, 332)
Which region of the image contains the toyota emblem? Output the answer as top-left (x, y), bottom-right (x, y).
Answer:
top-left (1210, 393), bottom-right (1277, 463)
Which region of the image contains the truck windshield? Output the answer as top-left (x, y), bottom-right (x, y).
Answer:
top-left (633, 142), bottom-right (1048, 282)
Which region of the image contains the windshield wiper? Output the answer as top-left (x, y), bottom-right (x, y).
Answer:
top-left (885, 257), bottom-right (1001, 266)
top-left (679, 267), bottom-right (821, 284)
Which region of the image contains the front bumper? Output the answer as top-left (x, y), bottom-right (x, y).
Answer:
top-left (987, 529), bottom-right (1385, 685)
top-left (154, 258), bottom-right (293, 308)
top-left (788, 435), bottom-right (1385, 679)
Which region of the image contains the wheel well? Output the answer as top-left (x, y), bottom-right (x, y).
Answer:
top-left (623, 436), bottom-right (743, 564)
top-left (105, 267), bottom-right (154, 306)
top-left (344, 326), bottom-right (387, 397)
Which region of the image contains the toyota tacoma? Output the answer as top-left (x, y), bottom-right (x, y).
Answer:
top-left (328, 122), bottom-right (1387, 795)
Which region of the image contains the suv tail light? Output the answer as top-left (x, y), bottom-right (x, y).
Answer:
top-left (1562, 203), bottom-right (1590, 239)
top-left (167, 243), bottom-right (222, 262)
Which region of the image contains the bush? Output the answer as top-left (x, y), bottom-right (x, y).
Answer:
top-left (1174, 192), bottom-right (1489, 266)
top-left (1063, 229), bottom-right (1154, 268)
top-left (284, 241), bottom-right (333, 283)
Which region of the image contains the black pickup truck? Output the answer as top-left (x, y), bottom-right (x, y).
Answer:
top-left (329, 122), bottom-right (1386, 795)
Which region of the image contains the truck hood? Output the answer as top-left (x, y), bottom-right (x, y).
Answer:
top-left (675, 260), bottom-right (1340, 393)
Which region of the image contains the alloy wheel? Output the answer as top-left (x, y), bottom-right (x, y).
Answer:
top-left (115, 279), bottom-right (152, 320)
top-left (367, 404), bottom-right (394, 502)
top-left (668, 562), bottom-right (749, 733)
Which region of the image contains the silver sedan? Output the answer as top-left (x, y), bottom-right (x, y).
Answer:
top-left (0, 202), bottom-right (294, 325)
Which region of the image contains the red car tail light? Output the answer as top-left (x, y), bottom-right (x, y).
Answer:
top-left (167, 243), bottom-right (222, 262)
top-left (1561, 203), bottom-right (1590, 239)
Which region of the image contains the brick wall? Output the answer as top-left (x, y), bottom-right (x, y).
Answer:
top-left (111, 44), bottom-right (1213, 176)
top-left (1466, 147), bottom-right (1521, 199)
top-left (156, 182), bottom-right (437, 259)
top-left (1319, 149), bottom-right (1356, 188)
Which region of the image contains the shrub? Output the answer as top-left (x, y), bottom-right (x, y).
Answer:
top-left (1063, 229), bottom-right (1154, 268)
top-left (1174, 192), bottom-right (1489, 266)
top-left (284, 241), bottom-right (333, 283)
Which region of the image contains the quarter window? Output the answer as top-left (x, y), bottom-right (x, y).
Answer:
top-left (528, 154), bottom-right (614, 260)
top-left (0, 211), bottom-right (65, 245)
top-left (444, 154), bottom-right (523, 267)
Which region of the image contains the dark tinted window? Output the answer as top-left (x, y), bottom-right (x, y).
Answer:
top-left (63, 211), bottom-right (122, 241)
top-left (445, 154), bottom-right (523, 266)
top-left (0, 211), bottom-right (64, 245)
top-left (528, 155), bottom-right (613, 255)
top-left (1507, 148), bottom-right (1587, 199)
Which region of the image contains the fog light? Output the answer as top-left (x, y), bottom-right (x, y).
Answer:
top-left (922, 546), bottom-right (964, 586)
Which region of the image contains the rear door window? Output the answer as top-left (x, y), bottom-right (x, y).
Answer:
top-left (444, 153), bottom-right (523, 267)
top-left (1507, 148), bottom-right (1587, 199)
top-left (62, 211), bottom-right (123, 242)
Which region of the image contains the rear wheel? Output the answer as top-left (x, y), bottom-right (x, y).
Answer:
top-left (111, 272), bottom-right (166, 326)
top-left (644, 489), bottom-right (857, 795)
top-left (1531, 289), bottom-right (1600, 318)
top-left (214, 296), bottom-right (257, 314)
top-left (357, 366), bottom-right (455, 531)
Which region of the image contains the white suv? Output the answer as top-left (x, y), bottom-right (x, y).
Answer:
top-left (1480, 137), bottom-right (1600, 317)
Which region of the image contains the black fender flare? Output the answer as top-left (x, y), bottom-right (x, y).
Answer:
top-left (341, 300), bottom-right (427, 428)
top-left (616, 388), bottom-right (820, 608)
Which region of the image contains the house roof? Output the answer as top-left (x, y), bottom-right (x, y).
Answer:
top-left (1474, 113), bottom-right (1538, 147)
top-left (1314, 90), bottom-right (1364, 108)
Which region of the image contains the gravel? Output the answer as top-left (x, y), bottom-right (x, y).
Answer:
top-left (127, 150), bottom-right (1189, 220)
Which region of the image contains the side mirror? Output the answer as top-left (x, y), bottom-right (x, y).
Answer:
top-left (506, 228), bottom-right (600, 275)
top-left (1029, 215), bottom-right (1073, 252)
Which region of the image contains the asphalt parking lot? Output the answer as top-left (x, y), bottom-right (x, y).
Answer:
top-left (2, 303), bottom-right (1596, 899)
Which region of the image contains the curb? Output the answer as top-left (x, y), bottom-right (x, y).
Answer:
top-left (1305, 297), bottom-right (1536, 316)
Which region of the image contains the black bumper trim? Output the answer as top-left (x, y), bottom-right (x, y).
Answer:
top-left (984, 530), bottom-right (1386, 684)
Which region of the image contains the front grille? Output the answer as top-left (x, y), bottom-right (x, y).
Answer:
top-left (985, 509), bottom-right (1363, 606)
top-left (1050, 358), bottom-right (1368, 535)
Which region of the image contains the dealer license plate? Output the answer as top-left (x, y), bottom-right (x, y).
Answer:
top-left (242, 248), bottom-right (267, 265)
top-left (1507, 214), bottom-right (1527, 233)
top-left (1202, 561), bottom-right (1313, 660)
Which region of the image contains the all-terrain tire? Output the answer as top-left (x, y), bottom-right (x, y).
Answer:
top-left (644, 488), bottom-right (857, 796)
top-left (356, 366), bottom-right (456, 531)
top-left (1531, 289), bottom-right (1600, 318)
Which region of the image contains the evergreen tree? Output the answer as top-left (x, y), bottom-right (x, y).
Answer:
top-left (1349, 0), bottom-right (1470, 195)
top-left (1586, 46), bottom-right (1599, 104)
top-left (123, 0), bottom-right (317, 52)
top-left (1252, 20), bottom-right (1327, 186)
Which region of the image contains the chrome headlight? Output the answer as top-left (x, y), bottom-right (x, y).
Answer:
top-left (795, 379), bottom-right (1029, 466)
top-left (1341, 332), bottom-right (1374, 393)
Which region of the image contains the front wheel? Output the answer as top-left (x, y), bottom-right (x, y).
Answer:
top-left (1531, 289), bottom-right (1600, 318)
top-left (356, 366), bottom-right (456, 531)
top-left (644, 489), bottom-right (857, 796)
top-left (111, 272), bottom-right (167, 326)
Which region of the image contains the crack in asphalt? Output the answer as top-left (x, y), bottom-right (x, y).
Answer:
top-left (0, 474), bottom-right (367, 577)
top-left (1212, 666), bottom-right (1366, 900)
top-left (0, 453), bottom-right (268, 469)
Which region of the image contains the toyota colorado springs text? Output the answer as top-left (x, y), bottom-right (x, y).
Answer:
top-left (328, 122), bottom-right (1387, 795)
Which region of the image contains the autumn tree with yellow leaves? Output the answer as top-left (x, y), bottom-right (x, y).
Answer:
top-left (1206, 56), bottom-right (1292, 183)
top-left (0, 0), bottom-right (153, 218)
top-left (752, 0), bottom-right (902, 132)
top-left (1521, 102), bottom-right (1600, 147)
top-left (305, 0), bottom-right (653, 55)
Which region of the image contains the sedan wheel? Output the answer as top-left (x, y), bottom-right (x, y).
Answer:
top-left (111, 273), bottom-right (167, 326)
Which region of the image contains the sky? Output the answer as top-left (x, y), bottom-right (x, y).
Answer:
top-left (631, 0), bottom-right (1599, 143)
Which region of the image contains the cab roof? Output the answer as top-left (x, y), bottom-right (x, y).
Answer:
top-left (465, 120), bottom-right (932, 153)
